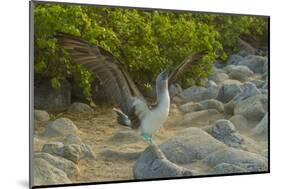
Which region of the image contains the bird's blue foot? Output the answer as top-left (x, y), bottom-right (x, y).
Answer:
top-left (141, 133), bottom-right (155, 145)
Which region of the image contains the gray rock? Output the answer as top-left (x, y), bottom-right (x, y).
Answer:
top-left (200, 99), bottom-right (224, 113)
top-left (251, 80), bottom-right (265, 89)
top-left (232, 82), bottom-right (261, 102)
top-left (206, 80), bottom-right (218, 88)
top-left (263, 62), bottom-right (268, 75)
top-left (206, 119), bottom-right (244, 148)
top-left (210, 163), bottom-right (247, 174)
top-left (238, 55), bottom-right (268, 74)
top-left (253, 113), bottom-right (268, 136)
top-left (182, 86), bottom-right (218, 102)
top-left (237, 38), bottom-right (257, 57)
top-left (33, 158), bottom-right (70, 186)
top-left (221, 79), bottom-right (242, 85)
top-left (209, 72), bottom-right (229, 85)
top-left (109, 129), bottom-right (142, 144)
top-left (34, 153), bottom-right (79, 177)
top-left (63, 134), bottom-right (82, 145)
top-left (133, 145), bottom-right (193, 179)
top-left (214, 61), bottom-right (225, 68)
top-left (42, 118), bottom-right (79, 137)
top-left (203, 148), bottom-right (268, 172)
top-left (178, 109), bottom-right (224, 128)
top-left (217, 83), bottom-right (242, 103)
top-left (67, 102), bottom-right (94, 113)
top-left (34, 79), bottom-right (71, 111)
top-left (169, 83), bottom-right (183, 98)
top-left (224, 101), bottom-right (235, 115)
top-left (224, 65), bottom-right (254, 75)
top-left (41, 143), bottom-right (95, 163)
top-left (260, 89), bottom-right (268, 96)
top-left (224, 65), bottom-right (254, 82)
top-left (34, 110), bottom-right (50, 122)
top-left (229, 115), bottom-right (249, 129)
top-left (172, 96), bottom-right (186, 105)
top-left (234, 94), bottom-right (268, 122)
top-left (262, 81), bottom-right (268, 90)
top-left (179, 102), bottom-right (203, 113)
top-left (160, 127), bottom-right (226, 164)
top-left (226, 54), bottom-right (244, 65)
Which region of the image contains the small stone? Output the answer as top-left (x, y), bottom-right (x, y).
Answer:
top-left (33, 158), bottom-right (70, 186)
top-left (179, 102), bottom-right (203, 113)
top-left (35, 153), bottom-right (79, 177)
top-left (41, 143), bottom-right (95, 163)
top-left (34, 110), bottom-right (50, 122)
top-left (67, 102), bottom-right (94, 113)
top-left (42, 118), bottom-right (79, 137)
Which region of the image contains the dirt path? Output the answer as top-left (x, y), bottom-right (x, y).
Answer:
top-left (34, 105), bottom-right (267, 183)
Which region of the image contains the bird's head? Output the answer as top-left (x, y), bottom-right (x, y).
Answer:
top-left (156, 69), bottom-right (169, 93)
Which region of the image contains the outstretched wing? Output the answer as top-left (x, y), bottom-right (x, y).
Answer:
top-left (168, 51), bottom-right (207, 85)
top-left (55, 32), bottom-right (147, 123)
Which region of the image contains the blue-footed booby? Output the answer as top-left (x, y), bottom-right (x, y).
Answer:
top-left (55, 32), bottom-right (206, 144)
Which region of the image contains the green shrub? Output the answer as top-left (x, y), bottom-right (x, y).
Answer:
top-left (33, 3), bottom-right (268, 100)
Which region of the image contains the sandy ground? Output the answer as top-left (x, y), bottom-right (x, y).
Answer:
top-left (33, 105), bottom-right (268, 183)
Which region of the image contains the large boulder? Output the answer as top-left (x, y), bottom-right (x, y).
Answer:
top-left (206, 119), bottom-right (245, 149)
top-left (250, 80), bottom-right (265, 89)
top-left (63, 134), bottom-right (82, 145)
top-left (34, 153), bottom-right (79, 177)
top-left (199, 99), bottom-right (224, 113)
top-left (34, 79), bottom-right (71, 111)
top-left (229, 115), bottom-right (249, 129)
top-left (159, 127), bottom-right (226, 164)
top-left (208, 72), bottom-right (229, 85)
top-left (209, 163), bottom-right (247, 175)
top-left (33, 158), bottom-right (70, 186)
top-left (42, 118), bottom-right (79, 137)
top-left (226, 54), bottom-right (244, 65)
top-left (179, 102), bottom-right (203, 113)
top-left (34, 110), bottom-right (50, 122)
top-left (203, 148), bottom-right (268, 172)
top-left (224, 65), bottom-right (254, 82)
top-left (253, 113), bottom-right (268, 137)
top-left (232, 82), bottom-right (261, 102)
top-left (41, 142), bottom-right (95, 163)
top-left (133, 145), bottom-right (193, 179)
top-left (234, 94), bottom-right (268, 122)
top-left (217, 83), bottom-right (242, 103)
top-left (178, 109), bottom-right (224, 128)
top-left (182, 86), bottom-right (219, 102)
top-left (67, 102), bottom-right (94, 113)
top-left (238, 55), bottom-right (268, 74)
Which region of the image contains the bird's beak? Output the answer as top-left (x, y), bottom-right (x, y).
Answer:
top-left (161, 69), bottom-right (169, 80)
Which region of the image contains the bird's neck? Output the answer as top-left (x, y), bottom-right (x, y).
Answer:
top-left (155, 88), bottom-right (170, 114)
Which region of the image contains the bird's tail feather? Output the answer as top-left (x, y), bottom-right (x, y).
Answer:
top-left (113, 108), bottom-right (132, 127)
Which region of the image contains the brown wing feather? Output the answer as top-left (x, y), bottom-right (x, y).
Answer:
top-left (168, 50), bottom-right (207, 85)
top-left (55, 32), bottom-right (146, 115)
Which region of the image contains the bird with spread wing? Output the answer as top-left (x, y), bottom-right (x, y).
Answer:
top-left (55, 32), bottom-right (206, 144)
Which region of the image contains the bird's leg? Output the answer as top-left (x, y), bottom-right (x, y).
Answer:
top-left (141, 133), bottom-right (155, 145)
